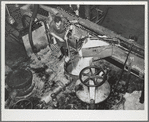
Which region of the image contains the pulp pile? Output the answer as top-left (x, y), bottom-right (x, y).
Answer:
top-left (6, 45), bottom-right (144, 110)
top-left (6, 29), bottom-right (144, 110)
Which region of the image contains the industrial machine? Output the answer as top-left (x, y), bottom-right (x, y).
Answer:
top-left (5, 4), bottom-right (144, 110)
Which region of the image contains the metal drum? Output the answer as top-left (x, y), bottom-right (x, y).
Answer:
top-left (13, 99), bottom-right (33, 109)
top-left (75, 79), bottom-right (111, 104)
top-left (64, 55), bottom-right (93, 77)
top-left (6, 69), bottom-right (34, 97)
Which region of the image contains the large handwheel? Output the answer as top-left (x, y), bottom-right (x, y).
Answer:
top-left (79, 66), bottom-right (107, 87)
top-left (13, 99), bottom-right (33, 109)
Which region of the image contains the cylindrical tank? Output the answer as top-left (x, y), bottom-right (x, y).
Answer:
top-left (6, 69), bottom-right (34, 97)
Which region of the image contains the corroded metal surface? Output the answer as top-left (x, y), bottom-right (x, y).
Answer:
top-left (55, 6), bottom-right (144, 57)
top-left (6, 69), bottom-right (32, 89)
top-left (75, 79), bottom-right (111, 104)
top-left (37, 5), bottom-right (144, 78)
top-left (15, 5), bottom-right (144, 110)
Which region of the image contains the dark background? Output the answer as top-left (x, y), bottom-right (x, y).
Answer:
top-left (5, 5), bottom-right (145, 68)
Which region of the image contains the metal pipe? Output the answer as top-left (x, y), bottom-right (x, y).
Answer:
top-left (39, 5), bottom-right (144, 58)
top-left (115, 43), bottom-right (134, 88)
top-left (55, 6), bottom-right (144, 58)
top-left (85, 5), bottom-right (90, 20)
top-left (5, 5), bottom-right (11, 16)
top-left (89, 99), bottom-right (95, 109)
top-left (124, 61), bottom-right (132, 92)
top-left (139, 83), bottom-right (144, 103)
top-left (28, 4), bottom-right (39, 54)
top-left (34, 19), bottom-right (52, 50)
top-left (40, 79), bottom-right (72, 104)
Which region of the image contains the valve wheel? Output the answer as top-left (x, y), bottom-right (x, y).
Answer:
top-left (13, 99), bottom-right (33, 109)
top-left (79, 66), bottom-right (107, 87)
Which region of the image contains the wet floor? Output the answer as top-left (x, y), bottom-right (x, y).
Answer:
top-left (5, 5), bottom-right (145, 110)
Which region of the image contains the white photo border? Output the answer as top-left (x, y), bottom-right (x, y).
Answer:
top-left (1, 1), bottom-right (148, 121)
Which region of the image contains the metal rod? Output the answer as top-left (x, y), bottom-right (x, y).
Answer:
top-left (139, 83), bottom-right (144, 103)
top-left (115, 43), bottom-right (134, 88)
top-left (5, 5), bottom-right (11, 16)
top-left (124, 61), bottom-right (132, 92)
top-left (65, 37), bottom-right (74, 69)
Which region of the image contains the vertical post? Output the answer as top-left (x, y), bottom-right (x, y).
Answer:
top-left (115, 43), bottom-right (134, 89)
top-left (85, 5), bottom-right (90, 20)
top-left (139, 80), bottom-right (144, 103)
top-left (79, 5), bottom-right (85, 19)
